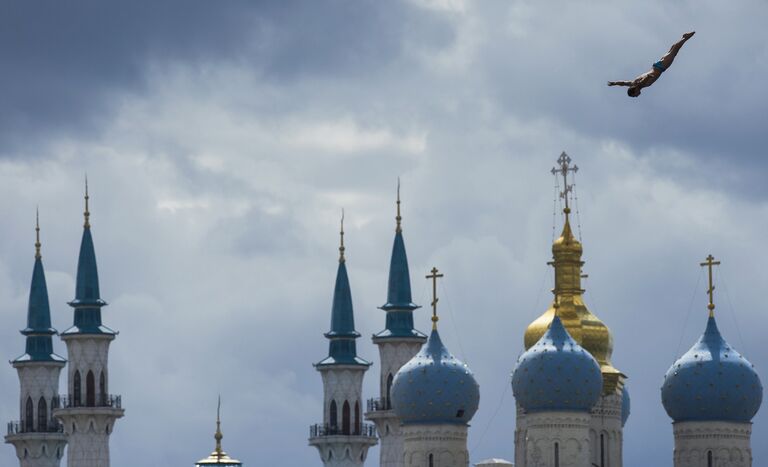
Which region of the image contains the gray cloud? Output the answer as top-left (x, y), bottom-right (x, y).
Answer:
top-left (0, 1), bottom-right (767, 466)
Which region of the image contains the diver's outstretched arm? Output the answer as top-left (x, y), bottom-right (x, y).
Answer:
top-left (608, 80), bottom-right (633, 86)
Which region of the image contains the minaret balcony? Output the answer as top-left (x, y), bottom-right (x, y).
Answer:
top-left (6, 420), bottom-right (64, 435)
top-left (52, 394), bottom-right (122, 409)
top-left (366, 397), bottom-right (391, 412)
top-left (309, 422), bottom-right (377, 439)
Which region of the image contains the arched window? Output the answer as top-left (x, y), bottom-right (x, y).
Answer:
top-left (38, 397), bottom-right (47, 431)
top-left (99, 371), bottom-right (106, 405)
top-left (86, 371), bottom-right (95, 407)
top-left (708, 450), bottom-right (713, 467)
top-left (25, 397), bottom-right (34, 432)
top-left (554, 442), bottom-right (560, 467)
top-left (342, 401), bottom-right (351, 435)
top-left (386, 373), bottom-right (393, 409)
top-left (329, 400), bottom-right (338, 431)
top-left (73, 371), bottom-right (82, 407)
top-left (354, 401), bottom-right (361, 435)
top-left (429, 453), bottom-right (434, 467)
top-left (600, 433), bottom-right (605, 467)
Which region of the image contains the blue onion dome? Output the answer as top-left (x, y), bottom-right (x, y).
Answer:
top-left (512, 315), bottom-right (602, 413)
top-left (391, 328), bottom-right (480, 425)
top-left (662, 316), bottom-right (762, 422)
top-left (621, 385), bottom-right (631, 427)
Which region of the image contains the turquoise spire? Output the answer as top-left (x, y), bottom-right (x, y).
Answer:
top-left (63, 181), bottom-right (115, 335)
top-left (316, 212), bottom-right (370, 367)
top-left (375, 182), bottom-right (425, 339)
top-left (15, 211), bottom-right (65, 363)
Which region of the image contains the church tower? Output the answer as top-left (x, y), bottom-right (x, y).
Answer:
top-left (517, 153), bottom-right (629, 467)
top-left (661, 256), bottom-right (762, 467)
top-left (5, 213), bottom-right (68, 467)
top-left (366, 184), bottom-right (427, 467)
top-left (512, 313), bottom-right (603, 467)
top-left (53, 184), bottom-right (124, 467)
top-left (391, 268), bottom-right (480, 467)
top-left (309, 214), bottom-right (377, 466)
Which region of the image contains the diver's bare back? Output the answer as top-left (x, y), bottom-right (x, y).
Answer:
top-left (608, 31), bottom-right (695, 97)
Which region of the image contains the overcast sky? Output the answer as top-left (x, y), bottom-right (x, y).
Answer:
top-left (0, 1), bottom-right (767, 466)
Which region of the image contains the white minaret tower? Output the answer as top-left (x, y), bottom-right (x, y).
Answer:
top-left (5, 213), bottom-right (68, 467)
top-left (53, 184), bottom-right (124, 467)
top-left (661, 255), bottom-right (763, 467)
top-left (390, 267), bottom-right (480, 467)
top-left (366, 184), bottom-right (426, 467)
top-left (309, 214), bottom-right (377, 466)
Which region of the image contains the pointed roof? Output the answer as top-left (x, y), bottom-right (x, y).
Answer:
top-left (375, 186), bottom-right (425, 340)
top-left (14, 216), bottom-right (65, 364)
top-left (62, 183), bottom-right (115, 335)
top-left (316, 217), bottom-right (370, 367)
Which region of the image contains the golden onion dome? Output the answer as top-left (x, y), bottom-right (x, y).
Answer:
top-left (524, 208), bottom-right (624, 394)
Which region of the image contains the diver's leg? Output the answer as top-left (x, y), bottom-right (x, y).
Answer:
top-left (659, 32), bottom-right (694, 69)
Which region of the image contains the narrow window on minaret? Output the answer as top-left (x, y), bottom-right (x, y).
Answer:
top-left (342, 401), bottom-right (351, 435)
top-left (99, 371), bottom-right (106, 405)
top-left (428, 453), bottom-right (434, 467)
top-left (329, 400), bottom-right (338, 431)
top-left (38, 397), bottom-right (47, 431)
top-left (600, 433), bottom-right (605, 467)
top-left (73, 371), bottom-right (82, 407)
top-left (354, 401), bottom-right (361, 435)
top-left (24, 397), bottom-right (34, 432)
top-left (708, 451), bottom-right (713, 467)
top-left (86, 371), bottom-right (96, 407)
top-left (386, 373), bottom-right (393, 409)
top-left (554, 442), bottom-right (560, 467)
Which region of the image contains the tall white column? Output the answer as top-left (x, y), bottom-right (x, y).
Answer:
top-left (310, 366), bottom-right (377, 467)
top-left (367, 337), bottom-right (424, 467)
top-left (6, 363), bottom-right (68, 467)
top-left (54, 334), bottom-right (124, 467)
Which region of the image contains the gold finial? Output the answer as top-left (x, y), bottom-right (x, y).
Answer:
top-left (396, 177), bottom-right (402, 233)
top-left (84, 175), bottom-right (91, 228)
top-left (339, 209), bottom-right (345, 263)
top-left (35, 207), bottom-right (41, 259)
top-left (426, 267), bottom-right (444, 330)
top-left (700, 254), bottom-right (721, 317)
top-left (551, 151), bottom-right (578, 221)
top-left (214, 395), bottom-right (223, 458)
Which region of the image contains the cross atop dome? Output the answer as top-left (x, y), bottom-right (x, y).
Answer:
top-left (551, 151), bottom-right (578, 215)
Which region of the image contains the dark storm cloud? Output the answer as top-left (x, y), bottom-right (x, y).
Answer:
top-left (0, 0), bottom-right (453, 151)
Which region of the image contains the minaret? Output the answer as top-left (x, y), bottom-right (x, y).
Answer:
top-left (53, 182), bottom-right (124, 467)
top-left (195, 398), bottom-right (243, 466)
top-left (519, 153), bottom-right (628, 467)
top-left (5, 212), bottom-right (68, 467)
top-left (366, 182), bottom-right (427, 467)
top-left (661, 255), bottom-right (763, 467)
top-left (512, 311), bottom-right (603, 467)
top-left (391, 267), bottom-right (480, 467)
top-left (309, 213), bottom-right (377, 466)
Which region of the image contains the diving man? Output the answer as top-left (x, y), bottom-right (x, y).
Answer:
top-left (608, 31), bottom-right (695, 97)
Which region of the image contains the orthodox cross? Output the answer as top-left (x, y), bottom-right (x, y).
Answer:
top-left (700, 254), bottom-right (721, 317)
top-left (426, 267), bottom-right (444, 329)
top-left (551, 151), bottom-right (578, 213)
